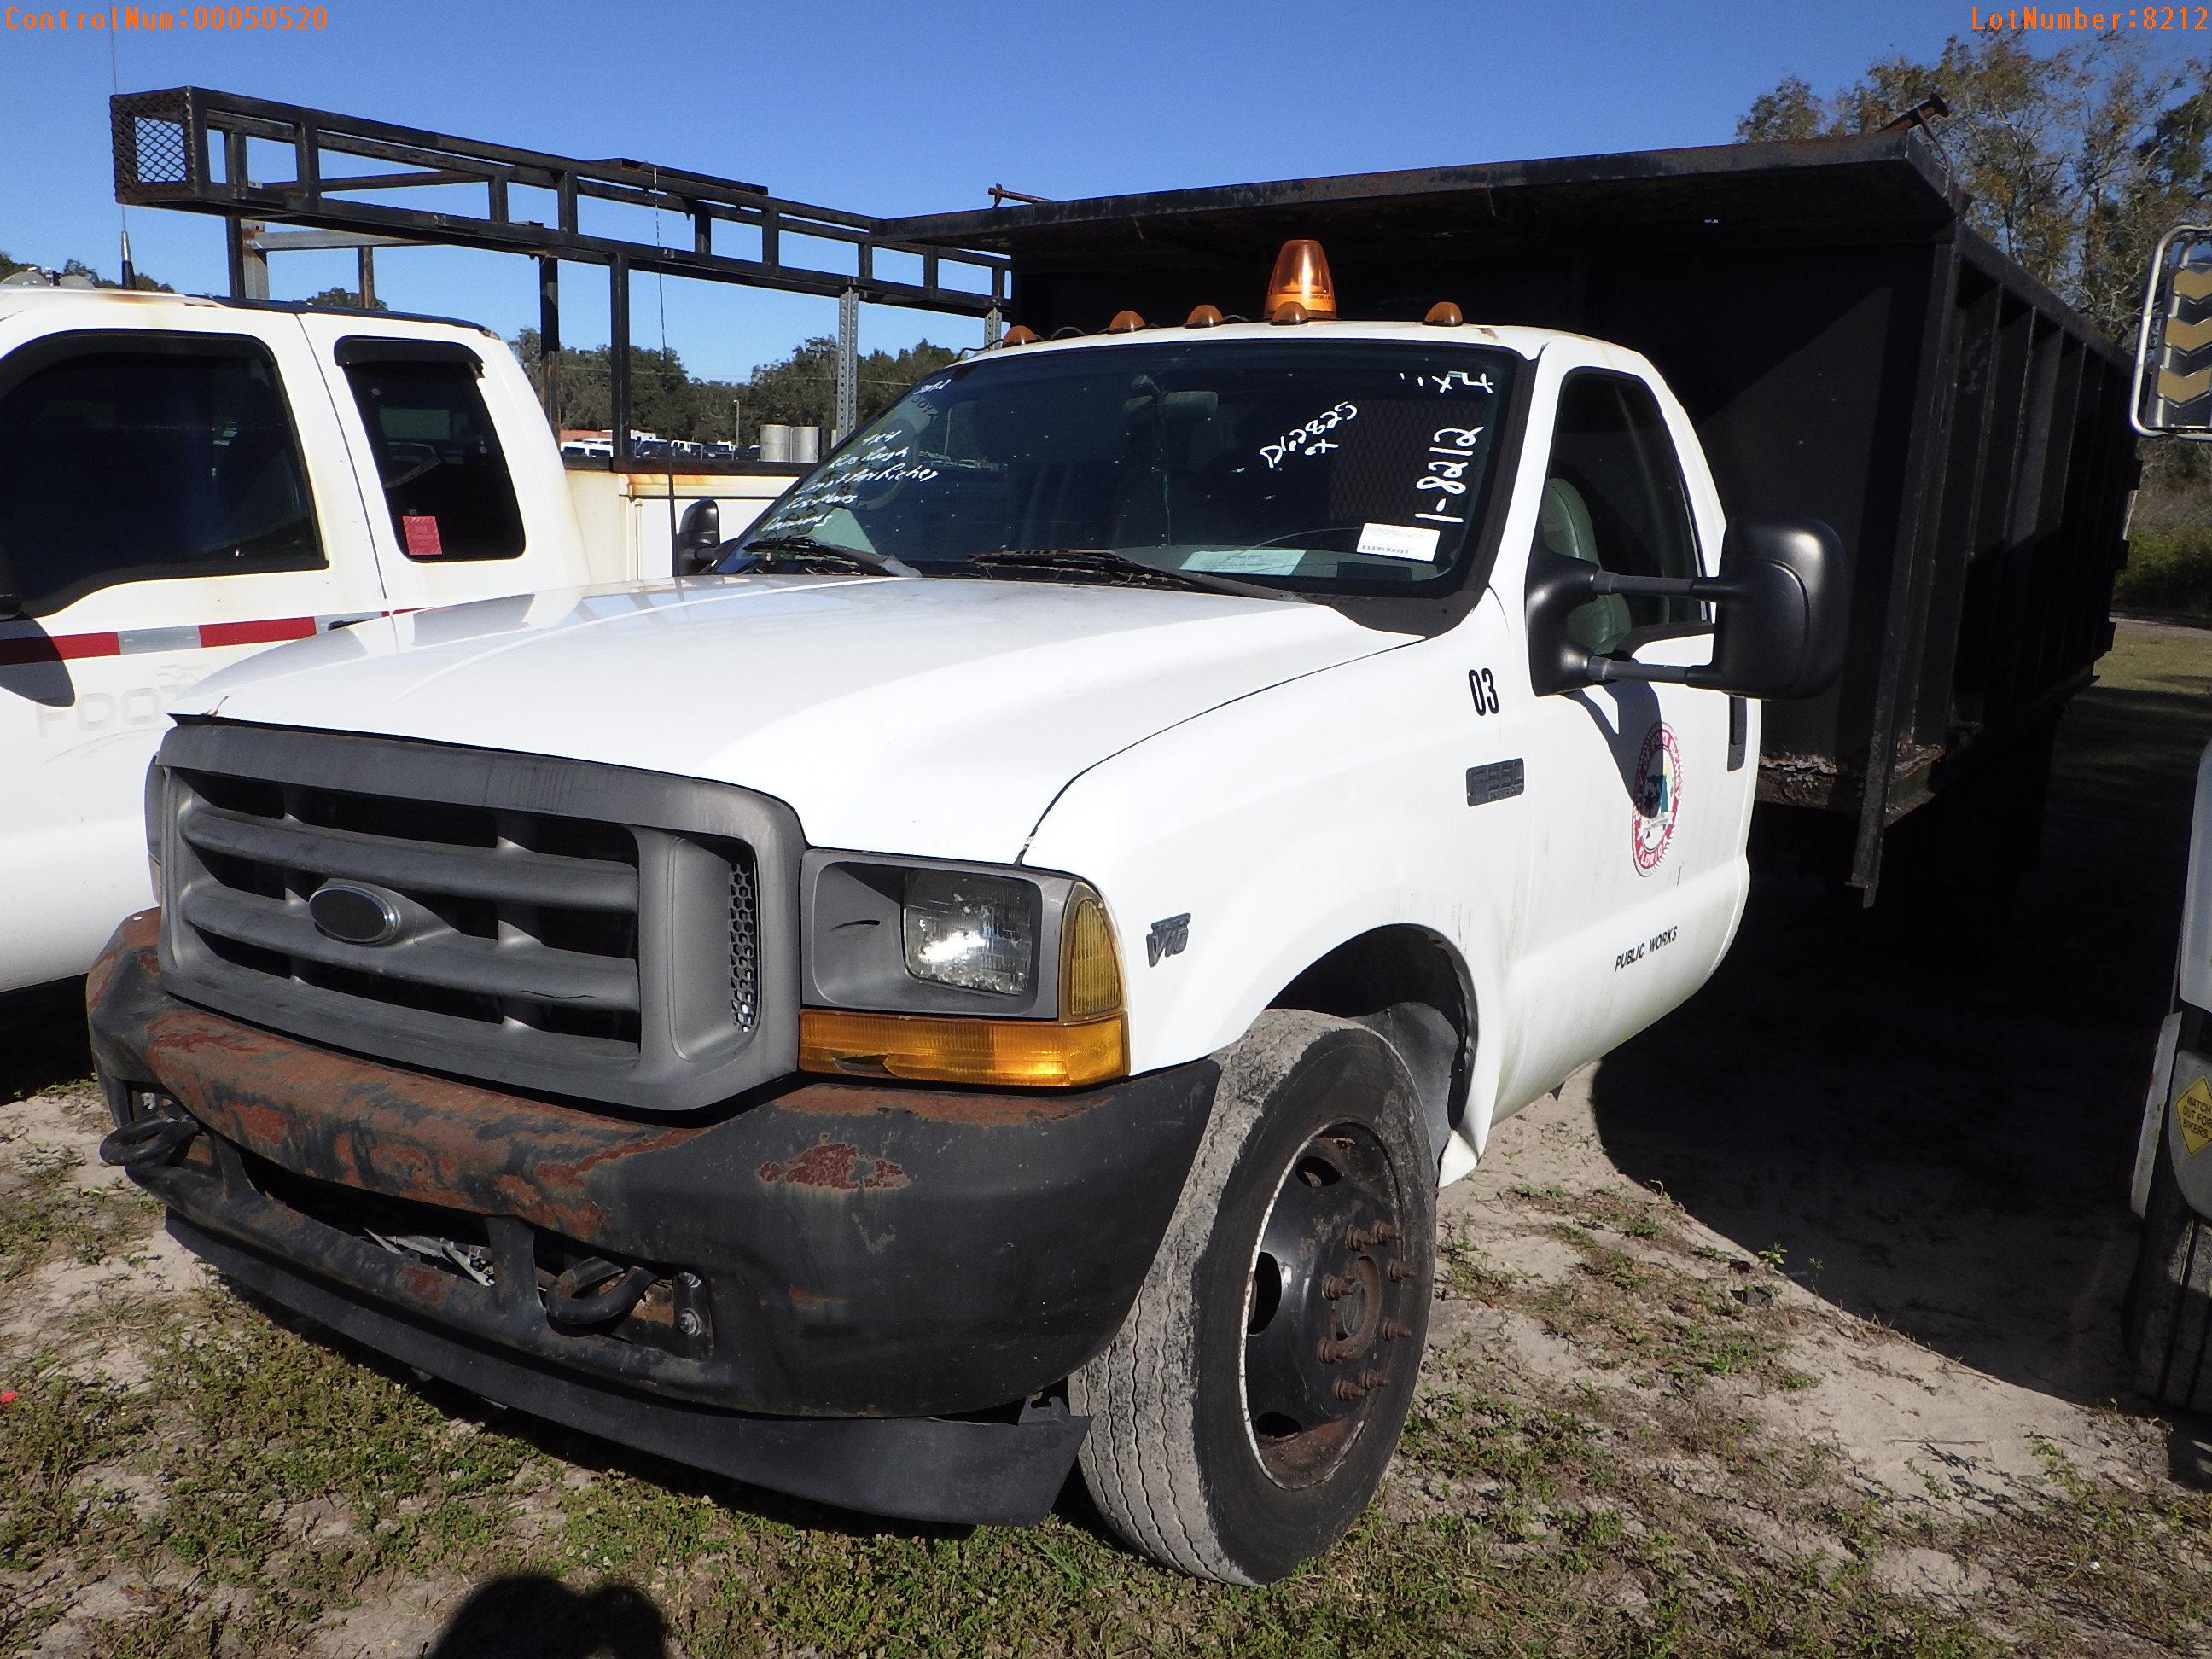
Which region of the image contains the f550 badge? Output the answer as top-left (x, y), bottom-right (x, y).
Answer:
top-left (1632, 723), bottom-right (1682, 876)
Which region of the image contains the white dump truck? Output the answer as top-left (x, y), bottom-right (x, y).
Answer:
top-left (0, 281), bottom-right (790, 993)
top-left (86, 238), bottom-right (1851, 1581)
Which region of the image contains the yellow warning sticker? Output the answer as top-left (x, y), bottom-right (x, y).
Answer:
top-left (2180, 1074), bottom-right (2212, 1157)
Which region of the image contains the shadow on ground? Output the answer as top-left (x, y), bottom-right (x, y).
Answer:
top-left (424, 1576), bottom-right (667, 1659)
top-left (1591, 650), bottom-right (2212, 1415)
top-left (1, 975), bottom-right (91, 1103)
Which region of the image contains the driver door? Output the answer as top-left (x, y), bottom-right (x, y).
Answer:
top-left (1499, 354), bottom-right (1747, 1103)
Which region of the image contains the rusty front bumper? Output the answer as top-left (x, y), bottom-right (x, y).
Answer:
top-left (86, 912), bottom-right (1217, 1524)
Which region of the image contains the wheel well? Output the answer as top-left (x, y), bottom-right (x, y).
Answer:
top-left (1272, 926), bottom-right (1473, 1156)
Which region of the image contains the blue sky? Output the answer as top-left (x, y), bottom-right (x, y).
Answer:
top-left (1, 2), bottom-right (2200, 381)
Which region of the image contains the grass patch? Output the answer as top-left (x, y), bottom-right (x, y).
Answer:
top-left (1959, 1440), bottom-right (2212, 1653)
top-left (0, 1278), bottom-right (2058, 1659)
top-left (2115, 529), bottom-right (2212, 617)
top-left (0, 1138), bottom-right (163, 1284)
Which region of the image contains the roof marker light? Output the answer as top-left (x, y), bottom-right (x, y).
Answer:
top-left (1424, 301), bottom-right (1464, 327)
top-left (1001, 323), bottom-right (1039, 346)
top-left (1107, 310), bottom-right (1145, 333)
top-left (1185, 304), bottom-right (1224, 329)
top-left (1264, 239), bottom-right (1337, 323)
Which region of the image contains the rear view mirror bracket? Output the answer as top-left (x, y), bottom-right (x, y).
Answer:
top-left (1524, 520), bottom-right (1849, 701)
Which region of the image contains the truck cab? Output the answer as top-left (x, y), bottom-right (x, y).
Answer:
top-left (0, 285), bottom-right (790, 993)
top-left (87, 263), bottom-right (1846, 1582)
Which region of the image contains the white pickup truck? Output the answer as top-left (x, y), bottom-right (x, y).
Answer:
top-left (85, 250), bottom-right (1847, 1582)
top-left (0, 282), bottom-right (789, 993)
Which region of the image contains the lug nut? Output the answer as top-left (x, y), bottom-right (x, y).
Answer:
top-left (1317, 1337), bottom-right (1354, 1363)
top-left (1320, 1273), bottom-right (1350, 1299)
top-left (1348, 1223), bottom-right (1379, 1248)
top-left (677, 1310), bottom-right (703, 1337)
top-left (1375, 1223), bottom-right (1403, 1243)
top-left (1332, 1377), bottom-right (1365, 1401)
top-left (1358, 1368), bottom-right (1388, 1390)
top-left (1387, 1258), bottom-right (1413, 1282)
top-left (1380, 1319), bottom-right (1413, 1340)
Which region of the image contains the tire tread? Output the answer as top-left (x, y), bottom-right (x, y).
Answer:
top-left (1071, 1010), bottom-right (1357, 1583)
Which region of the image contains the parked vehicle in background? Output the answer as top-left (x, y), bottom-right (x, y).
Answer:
top-left (2122, 226), bottom-right (2212, 1407)
top-left (0, 282), bottom-right (799, 993)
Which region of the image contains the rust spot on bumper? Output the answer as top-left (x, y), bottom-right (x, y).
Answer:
top-left (758, 1137), bottom-right (910, 1191)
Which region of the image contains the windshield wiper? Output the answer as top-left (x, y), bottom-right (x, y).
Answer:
top-left (731, 534), bottom-right (920, 579)
top-left (965, 549), bottom-right (1307, 602)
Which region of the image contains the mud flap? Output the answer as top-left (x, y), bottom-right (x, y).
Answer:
top-left (2153, 1038), bottom-right (2212, 1225)
top-left (2133, 1013), bottom-right (2184, 1218)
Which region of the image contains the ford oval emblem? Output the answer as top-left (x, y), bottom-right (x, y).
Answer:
top-left (308, 882), bottom-right (404, 946)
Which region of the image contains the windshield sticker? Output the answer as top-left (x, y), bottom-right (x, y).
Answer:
top-left (1260, 401), bottom-right (1358, 470)
top-left (1411, 427), bottom-right (1486, 527)
top-left (1632, 722), bottom-right (1683, 876)
top-left (1354, 523), bottom-right (1442, 562)
top-left (1182, 548), bottom-right (1307, 575)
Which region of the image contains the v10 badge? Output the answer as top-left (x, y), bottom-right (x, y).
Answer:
top-left (1632, 722), bottom-right (1682, 875)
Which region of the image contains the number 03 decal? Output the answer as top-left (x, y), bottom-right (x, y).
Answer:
top-left (1468, 667), bottom-right (1500, 716)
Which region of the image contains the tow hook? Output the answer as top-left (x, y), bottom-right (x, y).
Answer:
top-left (98, 1112), bottom-right (201, 1169)
top-left (546, 1257), bottom-right (655, 1326)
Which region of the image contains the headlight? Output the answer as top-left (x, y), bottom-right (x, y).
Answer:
top-left (801, 853), bottom-right (1126, 1086)
top-left (901, 870), bottom-right (1037, 995)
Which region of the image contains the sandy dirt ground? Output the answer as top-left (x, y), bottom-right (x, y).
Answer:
top-left (3, 620), bottom-right (2209, 1656)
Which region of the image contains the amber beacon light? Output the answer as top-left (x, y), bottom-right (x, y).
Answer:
top-left (1265, 238), bottom-right (1338, 323)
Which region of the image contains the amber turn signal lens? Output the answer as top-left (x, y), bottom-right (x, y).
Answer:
top-left (1264, 238), bottom-right (1337, 323)
top-left (799, 1009), bottom-right (1129, 1088)
top-left (1060, 886), bottom-right (1124, 1021)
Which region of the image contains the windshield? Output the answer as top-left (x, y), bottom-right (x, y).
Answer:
top-left (730, 337), bottom-right (1517, 595)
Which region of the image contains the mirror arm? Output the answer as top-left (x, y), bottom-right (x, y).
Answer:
top-left (1586, 570), bottom-right (1723, 602)
top-left (1586, 656), bottom-right (1694, 686)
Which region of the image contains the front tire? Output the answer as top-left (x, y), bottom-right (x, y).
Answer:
top-left (2127, 1123), bottom-right (2212, 1412)
top-left (1071, 1010), bottom-right (1436, 1583)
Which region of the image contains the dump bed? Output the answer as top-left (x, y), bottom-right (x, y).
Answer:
top-left (889, 131), bottom-right (2138, 894)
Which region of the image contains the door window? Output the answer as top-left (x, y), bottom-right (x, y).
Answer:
top-left (0, 335), bottom-right (322, 617)
top-left (341, 352), bottom-right (525, 562)
top-left (1538, 372), bottom-right (1701, 655)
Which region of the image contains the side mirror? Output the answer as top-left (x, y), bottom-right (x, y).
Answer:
top-left (1700, 518), bottom-right (1850, 698)
top-left (1526, 516), bottom-right (1849, 700)
top-left (674, 498), bottom-right (721, 575)
top-left (2133, 225), bottom-right (2212, 439)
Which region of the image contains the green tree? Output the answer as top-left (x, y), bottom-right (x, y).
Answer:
top-left (509, 328), bottom-right (960, 445)
top-left (1738, 30), bottom-right (2212, 339)
top-left (303, 284), bottom-right (387, 311)
top-left (0, 250), bottom-right (171, 292)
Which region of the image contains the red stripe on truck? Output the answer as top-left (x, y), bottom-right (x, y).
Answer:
top-left (0, 632), bottom-right (121, 667)
top-left (199, 617), bottom-right (318, 648)
top-left (0, 616), bottom-right (332, 666)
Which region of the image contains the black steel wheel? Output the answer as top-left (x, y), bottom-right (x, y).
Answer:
top-left (1071, 1010), bottom-right (1436, 1583)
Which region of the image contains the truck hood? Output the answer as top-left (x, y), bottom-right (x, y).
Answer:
top-left (173, 573), bottom-right (1412, 862)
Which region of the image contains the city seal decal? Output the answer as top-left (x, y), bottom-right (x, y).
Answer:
top-left (1631, 722), bottom-right (1682, 876)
